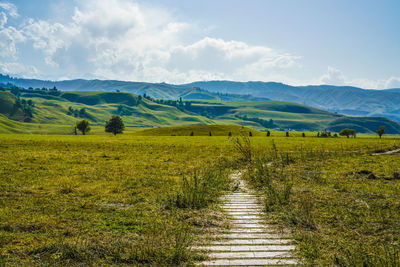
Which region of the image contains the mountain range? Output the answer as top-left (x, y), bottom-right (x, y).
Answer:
top-left (1, 74), bottom-right (399, 122)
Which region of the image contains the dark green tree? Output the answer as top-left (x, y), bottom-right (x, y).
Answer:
top-left (376, 126), bottom-right (386, 139)
top-left (339, 128), bottom-right (356, 138)
top-left (105, 115), bottom-right (125, 135)
top-left (76, 119), bottom-right (90, 135)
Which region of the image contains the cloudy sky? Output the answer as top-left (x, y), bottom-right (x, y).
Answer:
top-left (1, 0), bottom-right (399, 88)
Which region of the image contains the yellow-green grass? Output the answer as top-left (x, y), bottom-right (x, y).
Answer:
top-left (134, 124), bottom-right (264, 136)
top-left (1, 131), bottom-right (400, 265)
top-left (0, 134), bottom-right (236, 265)
top-left (240, 135), bottom-right (400, 265)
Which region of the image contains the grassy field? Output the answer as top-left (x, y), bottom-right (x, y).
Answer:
top-left (239, 134), bottom-right (400, 265)
top-left (0, 133), bottom-right (237, 266)
top-left (1, 126), bottom-right (400, 265)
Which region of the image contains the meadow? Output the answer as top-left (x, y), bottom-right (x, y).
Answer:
top-left (1, 127), bottom-right (400, 266)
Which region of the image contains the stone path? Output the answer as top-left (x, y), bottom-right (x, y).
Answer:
top-left (196, 172), bottom-right (297, 266)
top-left (372, 148), bottom-right (400, 156)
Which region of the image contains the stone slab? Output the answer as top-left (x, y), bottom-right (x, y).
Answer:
top-left (209, 251), bottom-right (293, 259)
top-left (199, 258), bottom-right (297, 266)
top-left (195, 245), bottom-right (296, 252)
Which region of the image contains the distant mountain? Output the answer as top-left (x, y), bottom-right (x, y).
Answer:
top-left (0, 74), bottom-right (268, 102)
top-left (184, 81), bottom-right (400, 122)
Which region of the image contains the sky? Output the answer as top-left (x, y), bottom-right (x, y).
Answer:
top-left (0, 0), bottom-right (399, 88)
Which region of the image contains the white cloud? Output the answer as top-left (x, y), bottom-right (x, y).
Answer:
top-left (0, 11), bottom-right (7, 28)
top-left (319, 67), bottom-right (346, 86)
top-left (0, 62), bottom-right (38, 77)
top-left (0, 2), bottom-right (18, 18)
top-left (385, 77), bottom-right (400, 89)
top-left (8, 0), bottom-right (299, 83)
top-left (1, 0), bottom-right (395, 88)
top-left (318, 67), bottom-right (400, 89)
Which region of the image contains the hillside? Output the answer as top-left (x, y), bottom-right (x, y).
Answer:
top-left (1, 86), bottom-right (400, 134)
top-left (3, 74), bottom-right (400, 122)
top-left (185, 81), bottom-right (400, 122)
top-left (0, 74), bottom-right (268, 102)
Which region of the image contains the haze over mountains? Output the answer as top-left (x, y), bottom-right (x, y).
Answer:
top-left (1, 74), bottom-right (400, 123)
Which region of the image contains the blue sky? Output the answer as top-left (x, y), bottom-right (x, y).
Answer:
top-left (0, 0), bottom-right (399, 88)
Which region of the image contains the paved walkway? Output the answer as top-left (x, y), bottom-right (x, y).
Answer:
top-left (196, 172), bottom-right (297, 266)
top-left (372, 148), bottom-right (400, 156)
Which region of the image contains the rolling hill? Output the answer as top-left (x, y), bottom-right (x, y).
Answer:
top-left (1, 85), bottom-right (400, 135)
top-left (2, 74), bottom-right (400, 122)
top-left (184, 81), bottom-right (400, 122)
top-left (0, 74), bottom-right (268, 102)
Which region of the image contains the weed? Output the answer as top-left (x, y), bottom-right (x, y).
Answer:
top-left (231, 128), bottom-right (252, 163)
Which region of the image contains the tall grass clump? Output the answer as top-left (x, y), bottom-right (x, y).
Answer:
top-left (169, 161), bottom-right (231, 209)
top-left (231, 128), bottom-right (252, 163)
top-left (333, 245), bottom-right (400, 267)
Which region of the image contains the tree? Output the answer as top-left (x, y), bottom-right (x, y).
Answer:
top-left (105, 115), bottom-right (125, 135)
top-left (376, 126), bottom-right (386, 139)
top-left (76, 119), bottom-right (90, 135)
top-left (339, 128), bottom-right (356, 138)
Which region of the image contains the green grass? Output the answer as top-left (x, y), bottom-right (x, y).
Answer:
top-left (0, 134), bottom-right (237, 266)
top-left (135, 125), bottom-right (264, 136)
top-left (1, 129), bottom-right (400, 265)
top-left (238, 135), bottom-right (400, 265)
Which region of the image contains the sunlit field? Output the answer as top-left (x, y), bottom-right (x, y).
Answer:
top-left (1, 130), bottom-right (400, 265)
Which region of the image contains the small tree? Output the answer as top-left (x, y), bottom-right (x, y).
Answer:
top-left (339, 128), bottom-right (355, 138)
top-left (376, 126), bottom-right (386, 139)
top-left (76, 119), bottom-right (90, 135)
top-left (105, 115), bottom-right (125, 135)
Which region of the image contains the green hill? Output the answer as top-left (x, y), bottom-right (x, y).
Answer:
top-left (0, 91), bottom-right (17, 115)
top-left (3, 74), bottom-right (400, 122)
top-left (1, 86), bottom-right (400, 134)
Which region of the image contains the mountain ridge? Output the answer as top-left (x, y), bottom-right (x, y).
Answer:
top-left (2, 74), bottom-right (400, 122)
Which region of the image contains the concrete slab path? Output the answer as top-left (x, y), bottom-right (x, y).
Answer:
top-left (196, 172), bottom-right (297, 266)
